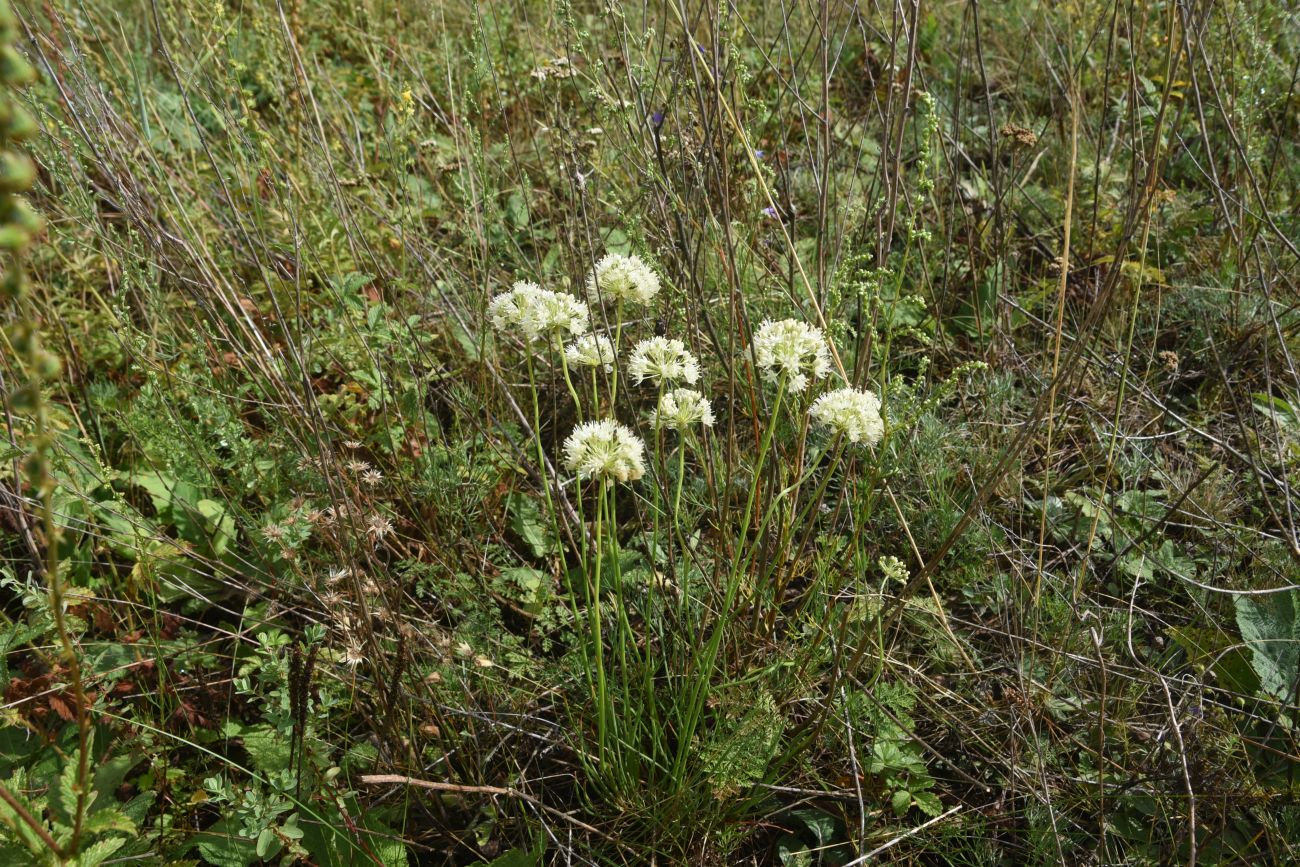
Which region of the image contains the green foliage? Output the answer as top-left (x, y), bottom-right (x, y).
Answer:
top-left (853, 683), bottom-right (943, 819)
top-left (697, 687), bottom-right (784, 802)
top-left (1235, 590), bottom-right (1300, 703)
top-left (12, 0), bottom-right (1300, 863)
top-left (0, 734), bottom-right (154, 866)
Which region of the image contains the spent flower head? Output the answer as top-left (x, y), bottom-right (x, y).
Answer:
top-left (651, 388), bottom-right (714, 431)
top-left (586, 253), bottom-right (660, 306)
top-left (563, 419), bottom-right (647, 484)
top-left (628, 336), bottom-right (700, 386)
top-left (878, 555), bottom-right (910, 584)
top-left (489, 281), bottom-right (589, 346)
top-left (751, 318), bottom-right (832, 393)
top-left (809, 386), bottom-right (884, 445)
top-left (565, 333), bottom-right (617, 372)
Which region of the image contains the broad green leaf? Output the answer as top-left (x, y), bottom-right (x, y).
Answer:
top-left (130, 471), bottom-right (176, 512)
top-left (1167, 626), bottom-right (1259, 696)
top-left (788, 807), bottom-right (836, 847)
top-left (196, 498), bottom-right (236, 554)
top-left (241, 724), bottom-right (293, 773)
top-left (83, 805), bottom-right (135, 835)
top-left (193, 818), bottom-right (259, 867)
top-left (1235, 590), bottom-right (1300, 701)
top-left (256, 827), bottom-right (277, 859)
top-left (499, 567), bottom-right (548, 608)
top-left (50, 741), bottom-right (94, 828)
top-left (482, 848), bottom-right (539, 867)
top-left (281, 813), bottom-right (304, 840)
top-left (92, 754), bottom-right (140, 803)
top-left (508, 493), bottom-right (558, 559)
top-left (70, 835), bottom-right (124, 867)
top-left (911, 789), bottom-right (944, 817)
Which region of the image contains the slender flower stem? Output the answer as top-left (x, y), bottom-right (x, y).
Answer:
top-left (764, 435), bottom-right (848, 634)
top-left (523, 353), bottom-right (551, 495)
top-left (672, 440), bottom-right (687, 540)
top-left (556, 339), bottom-right (584, 421)
top-left (591, 481), bottom-right (609, 764)
top-left (671, 375), bottom-right (788, 785)
top-left (671, 436), bottom-right (691, 664)
top-left (609, 300), bottom-right (624, 407)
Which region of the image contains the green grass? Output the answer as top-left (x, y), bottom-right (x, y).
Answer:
top-left (3, 0), bottom-right (1300, 863)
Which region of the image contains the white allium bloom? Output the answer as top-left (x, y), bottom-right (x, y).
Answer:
top-left (564, 333), bottom-right (617, 371)
top-left (650, 388), bottom-right (714, 430)
top-left (531, 289), bottom-right (590, 340)
top-left (586, 253), bottom-right (660, 306)
top-left (809, 386), bottom-right (884, 445)
top-left (488, 281), bottom-right (589, 345)
top-left (751, 318), bottom-right (831, 393)
top-left (627, 336), bottom-right (700, 386)
top-left (488, 281), bottom-right (540, 331)
top-left (563, 419), bottom-right (647, 483)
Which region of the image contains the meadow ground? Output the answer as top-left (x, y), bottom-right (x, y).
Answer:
top-left (3, 0), bottom-right (1300, 864)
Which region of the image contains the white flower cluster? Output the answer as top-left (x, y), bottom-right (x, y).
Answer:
top-left (494, 252), bottom-right (892, 489)
top-left (563, 419), bottom-right (647, 483)
top-left (565, 333), bottom-right (617, 371)
top-left (587, 253), bottom-right (660, 306)
top-left (628, 336), bottom-right (700, 386)
top-left (809, 386), bottom-right (884, 445)
top-left (489, 281), bottom-right (589, 346)
top-left (751, 318), bottom-right (831, 393)
top-left (651, 388), bottom-right (714, 431)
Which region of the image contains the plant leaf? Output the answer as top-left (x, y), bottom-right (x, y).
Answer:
top-left (1235, 590), bottom-right (1300, 701)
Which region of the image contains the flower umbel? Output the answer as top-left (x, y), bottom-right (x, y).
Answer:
top-left (488, 281), bottom-right (539, 331)
top-left (628, 336), bottom-right (700, 386)
top-left (565, 333), bottom-right (617, 371)
top-left (651, 388), bottom-right (715, 430)
top-left (751, 318), bottom-right (831, 393)
top-left (809, 386), bottom-right (884, 445)
top-left (489, 281), bottom-right (589, 345)
top-left (586, 253), bottom-right (660, 306)
top-left (563, 419), bottom-right (647, 483)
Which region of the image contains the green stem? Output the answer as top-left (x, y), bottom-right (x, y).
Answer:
top-left (591, 481), bottom-right (609, 764)
top-left (671, 375), bottom-right (788, 785)
top-left (766, 435), bottom-right (849, 628)
top-left (523, 351), bottom-right (559, 527)
top-left (609, 300), bottom-right (625, 407)
top-left (557, 338), bottom-right (584, 421)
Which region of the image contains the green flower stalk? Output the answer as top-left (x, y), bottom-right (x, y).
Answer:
top-left (0, 4), bottom-right (93, 858)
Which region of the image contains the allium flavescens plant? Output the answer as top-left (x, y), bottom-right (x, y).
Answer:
top-left (751, 318), bottom-right (832, 393)
top-left (488, 280), bottom-right (589, 347)
top-left (563, 419), bottom-right (647, 483)
top-left (586, 252), bottom-right (661, 306)
top-left (489, 278), bottom-right (591, 524)
top-left (650, 388), bottom-right (714, 431)
top-left (627, 336), bottom-right (701, 386)
top-left (810, 386), bottom-right (885, 445)
top-left (487, 250), bottom-right (906, 817)
top-left (565, 333), bottom-right (616, 373)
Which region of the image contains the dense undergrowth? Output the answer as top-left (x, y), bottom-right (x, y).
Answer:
top-left (3, 0), bottom-right (1300, 863)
